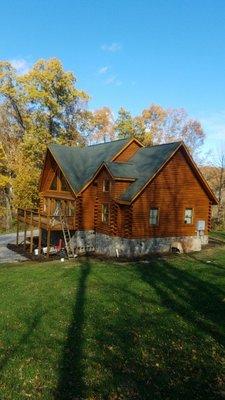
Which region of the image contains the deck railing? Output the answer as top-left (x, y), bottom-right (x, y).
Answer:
top-left (17, 208), bottom-right (76, 257)
top-left (17, 208), bottom-right (76, 230)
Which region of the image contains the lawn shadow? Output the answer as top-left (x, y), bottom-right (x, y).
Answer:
top-left (55, 258), bottom-right (91, 400)
top-left (135, 259), bottom-right (225, 347)
top-left (187, 252), bottom-right (225, 270)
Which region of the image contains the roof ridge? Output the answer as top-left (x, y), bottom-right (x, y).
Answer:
top-left (48, 138), bottom-right (129, 150)
top-left (86, 138), bottom-right (129, 148)
top-left (146, 140), bottom-right (182, 149)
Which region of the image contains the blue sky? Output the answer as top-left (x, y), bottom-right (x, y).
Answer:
top-left (1, 0), bottom-right (225, 153)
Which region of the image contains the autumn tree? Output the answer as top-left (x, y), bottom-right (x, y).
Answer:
top-left (115, 104), bottom-right (205, 153)
top-left (0, 58), bottom-right (90, 229)
top-left (89, 107), bottom-right (115, 144)
top-left (202, 146), bottom-right (225, 228)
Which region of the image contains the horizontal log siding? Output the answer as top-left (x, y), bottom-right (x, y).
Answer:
top-left (132, 149), bottom-right (210, 238)
top-left (81, 167), bottom-right (132, 235)
top-left (80, 185), bottom-right (96, 230)
top-left (113, 141), bottom-right (141, 162)
top-left (113, 181), bottom-right (131, 200)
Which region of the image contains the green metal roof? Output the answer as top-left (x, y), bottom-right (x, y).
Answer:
top-left (48, 138), bottom-right (131, 192)
top-left (46, 139), bottom-right (217, 205)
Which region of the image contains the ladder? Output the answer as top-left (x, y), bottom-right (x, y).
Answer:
top-left (59, 213), bottom-right (75, 260)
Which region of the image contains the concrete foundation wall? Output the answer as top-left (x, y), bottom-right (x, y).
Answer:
top-left (71, 230), bottom-right (208, 257)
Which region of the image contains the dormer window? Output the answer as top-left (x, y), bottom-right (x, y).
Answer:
top-left (103, 179), bottom-right (110, 192)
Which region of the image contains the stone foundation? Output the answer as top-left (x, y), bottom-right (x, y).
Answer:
top-left (71, 230), bottom-right (208, 258)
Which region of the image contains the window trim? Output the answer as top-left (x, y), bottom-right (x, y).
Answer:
top-left (103, 179), bottom-right (111, 193)
top-left (184, 208), bottom-right (194, 225)
top-left (149, 207), bottom-right (159, 226)
top-left (102, 203), bottom-right (110, 224)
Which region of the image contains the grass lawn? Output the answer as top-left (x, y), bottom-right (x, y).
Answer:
top-left (210, 230), bottom-right (225, 242)
top-left (0, 247), bottom-right (225, 400)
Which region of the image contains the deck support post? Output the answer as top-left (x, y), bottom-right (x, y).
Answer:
top-left (30, 212), bottom-right (34, 254)
top-left (38, 213), bottom-right (42, 256)
top-left (16, 210), bottom-right (19, 246)
top-left (47, 229), bottom-right (51, 259)
top-left (23, 210), bottom-right (27, 251)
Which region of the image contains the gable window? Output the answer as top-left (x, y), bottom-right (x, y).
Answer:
top-left (60, 174), bottom-right (70, 191)
top-left (184, 208), bottom-right (193, 224)
top-left (102, 204), bottom-right (110, 224)
top-left (149, 208), bottom-right (159, 226)
top-left (103, 179), bottom-right (110, 192)
top-left (50, 174), bottom-right (57, 190)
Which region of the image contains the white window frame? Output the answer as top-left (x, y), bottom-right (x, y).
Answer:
top-left (103, 179), bottom-right (110, 193)
top-left (149, 208), bottom-right (159, 226)
top-left (184, 208), bottom-right (193, 224)
top-left (102, 204), bottom-right (110, 224)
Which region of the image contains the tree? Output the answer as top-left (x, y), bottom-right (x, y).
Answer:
top-left (114, 108), bottom-right (134, 138)
top-left (90, 107), bottom-right (115, 143)
top-left (0, 58), bottom-right (91, 229)
top-left (114, 107), bottom-right (147, 144)
top-left (115, 105), bottom-right (204, 152)
top-left (0, 142), bottom-right (12, 230)
top-left (202, 146), bottom-right (225, 228)
top-left (140, 105), bottom-right (205, 155)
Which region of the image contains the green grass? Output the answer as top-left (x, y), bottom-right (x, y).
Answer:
top-left (210, 230), bottom-right (225, 242)
top-left (0, 247), bottom-right (225, 400)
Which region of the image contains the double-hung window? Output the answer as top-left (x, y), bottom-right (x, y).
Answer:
top-left (184, 208), bottom-right (193, 224)
top-left (102, 204), bottom-right (110, 224)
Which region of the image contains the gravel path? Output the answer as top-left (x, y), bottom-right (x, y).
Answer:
top-left (0, 231), bottom-right (38, 263)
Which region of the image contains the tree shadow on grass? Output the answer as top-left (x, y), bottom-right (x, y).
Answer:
top-left (133, 259), bottom-right (225, 398)
top-left (55, 258), bottom-right (91, 400)
top-left (54, 256), bottom-right (225, 400)
top-left (135, 259), bottom-right (225, 347)
top-left (187, 252), bottom-right (225, 270)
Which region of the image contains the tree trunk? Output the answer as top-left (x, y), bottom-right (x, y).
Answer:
top-left (4, 190), bottom-right (13, 230)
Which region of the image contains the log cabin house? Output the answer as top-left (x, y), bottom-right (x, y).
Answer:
top-left (17, 138), bottom-right (218, 258)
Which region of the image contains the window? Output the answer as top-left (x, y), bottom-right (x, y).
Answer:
top-left (184, 208), bottom-right (193, 224)
top-left (103, 179), bottom-right (110, 192)
top-left (102, 204), bottom-right (110, 224)
top-left (61, 174), bottom-right (70, 191)
top-left (50, 174), bottom-right (57, 190)
top-left (149, 208), bottom-right (159, 225)
top-left (43, 198), bottom-right (47, 212)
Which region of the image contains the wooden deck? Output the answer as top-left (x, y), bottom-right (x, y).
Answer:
top-left (17, 208), bottom-right (76, 258)
top-left (17, 208), bottom-right (76, 231)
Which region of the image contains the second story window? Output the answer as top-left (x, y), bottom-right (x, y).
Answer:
top-left (103, 179), bottom-right (110, 192)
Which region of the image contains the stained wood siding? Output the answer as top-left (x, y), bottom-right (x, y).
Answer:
top-left (113, 141), bottom-right (141, 162)
top-left (81, 167), bottom-right (132, 235)
top-left (39, 151), bottom-right (76, 215)
top-left (131, 148), bottom-right (211, 238)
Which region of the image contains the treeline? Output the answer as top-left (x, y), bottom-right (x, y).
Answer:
top-left (0, 58), bottom-right (218, 230)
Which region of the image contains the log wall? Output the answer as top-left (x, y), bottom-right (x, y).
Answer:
top-left (131, 148), bottom-right (211, 238)
top-left (113, 140), bottom-right (141, 162)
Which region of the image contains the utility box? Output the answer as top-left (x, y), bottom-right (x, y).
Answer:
top-left (196, 220), bottom-right (205, 231)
